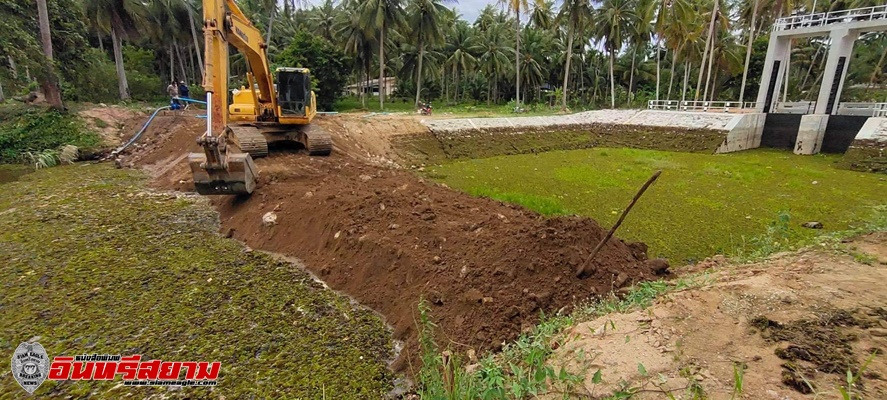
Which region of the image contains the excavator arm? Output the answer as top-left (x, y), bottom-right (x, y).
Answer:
top-left (188, 0), bottom-right (271, 195)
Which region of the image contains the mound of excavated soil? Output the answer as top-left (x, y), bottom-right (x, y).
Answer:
top-left (119, 114), bottom-right (665, 372)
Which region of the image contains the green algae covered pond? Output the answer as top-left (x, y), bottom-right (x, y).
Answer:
top-left (426, 148), bottom-right (887, 263)
top-left (0, 164), bottom-right (393, 399)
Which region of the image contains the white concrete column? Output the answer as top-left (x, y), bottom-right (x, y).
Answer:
top-left (755, 34), bottom-right (792, 113)
top-left (814, 28), bottom-right (858, 114)
top-left (795, 114), bottom-right (829, 155)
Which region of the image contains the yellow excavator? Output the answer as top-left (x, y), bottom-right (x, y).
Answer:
top-left (188, 0), bottom-right (331, 195)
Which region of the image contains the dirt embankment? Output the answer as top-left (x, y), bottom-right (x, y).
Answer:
top-left (118, 114), bottom-right (666, 372)
top-left (549, 233), bottom-right (887, 399)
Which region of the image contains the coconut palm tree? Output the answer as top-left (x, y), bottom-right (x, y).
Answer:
top-left (407, 0), bottom-right (448, 107)
top-left (556, 0), bottom-right (594, 109)
top-left (478, 23), bottom-right (511, 104)
top-left (359, 0), bottom-right (405, 109)
top-left (739, 0), bottom-right (760, 105)
top-left (336, 4), bottom-right (374, 107)
top-left (529, 0), bottom-right (553, 31)
top-left (499, 0), bottom-right (530, 108)
top-left (83, 0), bottom-right (148, 100)
top-left (593, 0), bottom-right (638, 108)
top-left (627, 0), bottom-right (655, 105)
top-left (310, 0), bottom-right (338, 42)
top-left (36, 0), bottom-right (62, 108)
top-left (445, 22), bottom-right (481, 103)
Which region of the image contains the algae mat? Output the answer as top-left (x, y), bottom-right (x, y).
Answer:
top-left (427, 148), bottom-right (887, 263)
top-left (0, 164), bottom-right (392, 399)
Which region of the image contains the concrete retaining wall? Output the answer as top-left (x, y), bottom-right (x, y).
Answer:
top-left (837, 117), bottom-right (887, 173)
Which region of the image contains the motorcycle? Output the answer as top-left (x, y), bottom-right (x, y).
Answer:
top-left (418, 102), bottom-right (433, 115)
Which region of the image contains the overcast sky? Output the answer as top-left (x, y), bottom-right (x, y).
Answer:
top-left (454, 0), bottom-right (499, 22)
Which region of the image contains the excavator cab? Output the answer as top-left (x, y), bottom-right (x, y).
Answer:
top-left (277, 67), bottom-right (311, 117)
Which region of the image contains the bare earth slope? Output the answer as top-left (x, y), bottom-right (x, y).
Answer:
top-left (549, 233), bottom-right (887, 399)
top-left (117, 113), bottom-right (665, 372)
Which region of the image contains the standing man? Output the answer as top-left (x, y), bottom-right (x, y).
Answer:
top-left (167, 81), bottom-right (180, 109)
top-left (178, 81), bottom-right (190, 100)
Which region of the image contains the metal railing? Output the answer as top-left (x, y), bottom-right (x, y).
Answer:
top-left (775, 101), bottom-right (816, 114)
top-left (835, 102), bottom-right (887, 117)
top-left (774, 5), bottom-right (887, 31)
top-left (647, 100), bottom-right (758, 113)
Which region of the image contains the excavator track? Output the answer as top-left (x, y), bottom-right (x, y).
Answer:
top-left (301, 124), bottom-right (332, 156)
top-left (230, 126), bottom-right (269, 158)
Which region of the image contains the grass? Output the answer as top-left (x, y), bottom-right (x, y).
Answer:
top-left (426, 147), bottom-right (887, 263)
top-left (417, 275), bottom-right (707, 399)
top-left (0, 164), bottom-right (393, 399)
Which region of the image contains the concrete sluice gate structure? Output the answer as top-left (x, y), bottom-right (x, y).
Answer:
top-left (423, 7), bottom-right (886, 172)
top-left (639, 6), bottom-right (887, 164)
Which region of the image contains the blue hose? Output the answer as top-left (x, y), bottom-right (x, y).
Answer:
top-left (111, 105), bottom-right (171, 155)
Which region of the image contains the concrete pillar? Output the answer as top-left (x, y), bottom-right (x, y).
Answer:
top-left (795, 114), bottom-right (829, 155)
top-left (814, 28), bottom-right (858, 115)
top-left (755, 34), bottom-right (792, 113)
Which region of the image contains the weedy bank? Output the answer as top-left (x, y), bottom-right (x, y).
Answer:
top-left (0, 164), bottom-right (393, 398)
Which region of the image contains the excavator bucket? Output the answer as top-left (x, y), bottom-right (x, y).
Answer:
top-left (188, 151), bottom-right (258, 195)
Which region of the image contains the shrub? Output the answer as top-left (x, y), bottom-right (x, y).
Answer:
top-left (0, 105), bottom-right (100, 163)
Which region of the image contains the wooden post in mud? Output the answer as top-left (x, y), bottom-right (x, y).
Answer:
top-left (576, 170), bottom-right (662, 278)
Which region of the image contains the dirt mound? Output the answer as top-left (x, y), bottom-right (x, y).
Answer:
top-left (312, 113), bottom-right (431, 166)
top-left (79, 105), bottom-right (147, 147)
top-left (120, 114), bottom-right (664, 372)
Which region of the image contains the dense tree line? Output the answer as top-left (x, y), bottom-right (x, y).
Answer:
top-left (1, 0), bottom-right (886, 110)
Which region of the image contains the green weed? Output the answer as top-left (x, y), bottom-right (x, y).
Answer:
top-left (429, 148), bottom-right (887, 263)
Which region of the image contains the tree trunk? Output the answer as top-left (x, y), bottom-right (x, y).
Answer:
top-left (0, 78), bottom-right (5, 102)
top-left (703, 38), bottom-right (717, 102)
top-left (415, 35), bottom-right (424, 108)
top-left (515, 7), bottom-right (521, 107)
top-left (801, 43), bottom-right (823, 90)
top-left (266, 8), bottom-right (275, 46)
top-left (667, 47), bottom-right (678, 100)
top-left (378, 24), bottom-right (386, 109)
top-left (868, 45), bottom-right (887, 90)
top-left (7, 56), bottom-right (17, 78)
top-left (111, 27), bottom-right (130, 100)
top-left (561, 27), bottom-right (574, 110)
top-left (36, 0), bottom-right (63, 108)
top-left (628, 47), bottom-right (636, 106)
top-left (655, 35), bottom-right (662, 101)
top-left (681, 60), bottom-right (691, 103)
top-left (169, 44), bottom-right (175, 82)
top-left (187, 6), bottom-right (205, 81)
top-left (695, 0), bottom-right (718, 101)
top-left (176, 43), bottom-right (188, 84)
top-left (98, 35), bottom-right (104, 53)
top-left (739, 0), bottom-right (759, 106)
top-left (609, 50), bottom-right (616, 108)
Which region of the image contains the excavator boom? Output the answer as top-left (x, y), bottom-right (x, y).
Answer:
top-left (188, 0), bottom-right (328, 195)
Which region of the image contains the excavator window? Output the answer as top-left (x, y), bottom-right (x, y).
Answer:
top-left (277, 70), bottom-right (311, 116)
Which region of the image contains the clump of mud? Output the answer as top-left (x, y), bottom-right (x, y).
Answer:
top-left (121, 115), bottom-right (666, 372)
top-left (752, 310), bottom-right (863, 393)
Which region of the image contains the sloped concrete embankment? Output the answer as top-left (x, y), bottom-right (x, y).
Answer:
top-left (394, 110), bottom-right (765, 164)
top-left (839, 117), bottom-right (887, 174)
